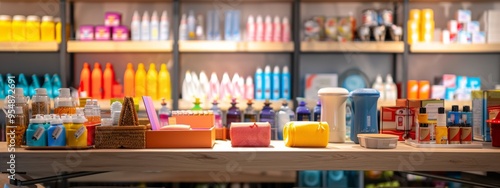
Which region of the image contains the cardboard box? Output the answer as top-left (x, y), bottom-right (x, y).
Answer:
top-left (95, 26), bottom-right (111, 41)
top-left (381, 105), bottom-right (417, 141)
top-left (105, 12), bottom-right (121, 27)
top-left (79, 25), bottom-right (94, 40)
top-left (421, 99), bottom-right (444, 121)
top-left (472, 90), bottom-right (500, 142)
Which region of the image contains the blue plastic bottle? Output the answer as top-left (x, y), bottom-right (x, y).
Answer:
top-left (281, 66), bottom-right (291, 100)
top-left (4, 73), bottom-right (12, 97)
top-left (42, 74), bottom-right (53, 98)
top-left (47, 116), bottom-right (67, 146)
top-left (26, 115), bottom-right (47, 147)
top-left (254, 67), bottom-right (263, 100)
top-left (231, 10), bottom-right (241, 41)
top-left (259, 99), bottom-right (276, 139)
top-left (51, 74), bottom-right (62, 97)
top-left (296, 99), bottom-right (311, 121)
top-left (0, 74), bottom-right (5, 99)
top-left (313, 100), bottom-right (321, 121)
top-left (263, 66), bottom-right (272, 99)
top-left (29, 74), bottom-right (40, 97)
top-left (17, 73), bottom-right (29, 96)
top-left (271, 66), bottom-right (281, 100)
top-left (299, 171), bottom-right (323, 187)
top-left (349, 88), bottom-right (380, 144)
top-left (448, 105), bottom-right (460, 126)
top-left (224, 10), bottom-right (232, 41)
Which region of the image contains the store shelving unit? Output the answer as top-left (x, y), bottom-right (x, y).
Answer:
top-left (301, 41), bottom-right (404, 53)
top-left (0, 42), bottom-right (59, 52)
top-left (179, 41), bottom-right (294, 52)
top-left (67, 41), bottom-right (173, 53)
top-left (411, 43), bottom-right (500, 53)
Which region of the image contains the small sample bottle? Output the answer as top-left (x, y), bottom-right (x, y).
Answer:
top-left (67, 115), bottom-right (88, 147)
top-left (47, 116), bottom-right (66, 147)
top-left (313, 100), bottom-right (321, 121)
top-left (26, 115), bottom-right (47, 147)
top-left (418, 107), bottom-right (430, 144)
top-left (158, 98), bottom-right (171, 127)
top-left (461, 105), bottom-right (472, 144)
top-left (243, 100), bottom-right (258, 122)
top-left (296, 99), bottom-right (311, 121)
top-left (31, 88), bottom-right (51, 117)
top-left (259, 99), bottom-right (276, 139)
top-left (54, 88), bottom-right (76, 115)
top-left (192, 97), bottom-right (202, 111)
top-left (435, 107), bottom-right (448, 144)
top-left (448, 105), bottom-right (461, 144)
top-left (210, 100), bottom-right (223, 129)
top-left (226, 98), bottom-right (242, 129)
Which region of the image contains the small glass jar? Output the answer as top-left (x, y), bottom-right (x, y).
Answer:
top-left (54, 88), bottom-right (76, 115)
top-left (31, 88), bottom-right (51, 117)
top-left (6, 106), bottom-right (27, 147)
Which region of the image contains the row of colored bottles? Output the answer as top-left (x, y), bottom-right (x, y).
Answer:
top-left (0, 73), bottom-right (61, 99)
top-left (182, 71), bottom-right (252, 102)
top-left (131, 11), bottom-right (170, 41)
top-left (254, 65), bottom-right (290, 100)
top-left (0, 15), bottom-right (63, 42)
top-left (246, 15), bottom-right (291, 42)
top-left (372, 74), bottom-right (397, 100)
top-left (26, 114), bottom-right (88, 147)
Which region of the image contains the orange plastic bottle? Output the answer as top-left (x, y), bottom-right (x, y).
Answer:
top-left (146, 63), bottom-right (158, 100)
top-left (124, 63), bottom-right (135, 97)
top-left (91, 63), bottom-right (103, 99)
top-left (79, 63), bottom-right (92, 97)
top-left (103, 63), bottom-right (115, 99)
top-left (135, 63), bottom-right (147, 98)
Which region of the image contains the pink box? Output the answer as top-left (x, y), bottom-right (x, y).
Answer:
top-left (95, 26), bottom-right (111, 41)
top-left (443, 74), bottom-right (456, 88)
top-left (79, 25), bottom-right (94, 40)
top-left (105, 12), bottom-right (121, 26)
top-left (112, 26), bottom-right (129, 41)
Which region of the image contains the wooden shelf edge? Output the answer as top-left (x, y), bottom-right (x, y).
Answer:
top-left (301, 41), bottom-right (404, 53)
top-left (411, 43), bottom-right (500, 53)
top-left (0, 42), bottom-right (59, 52)
top-left (67, 41), bottom-right (172, 53)
top-left (179, 41), bottom-right (294, 52)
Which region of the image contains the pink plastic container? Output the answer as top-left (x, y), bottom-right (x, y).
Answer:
top-left (79, 25), bottom-right (94, 40)
top-left (94, 26), bottom-right (111, 41)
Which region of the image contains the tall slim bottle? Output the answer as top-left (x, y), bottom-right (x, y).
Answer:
top-left (146, 63), bottom-right (158, 99)
top-left (79, 62), bottom-right (91, 97)
top-left (124, 63), bottom-right (135, 97)
top-left (135, 63), bottom-right (147, 98)
top-left (103, 63), bottom-right (115, 99)
top-left (91, 63), bottom-right (103, 99)
top-left (158, 63), bottom-right (171, 100)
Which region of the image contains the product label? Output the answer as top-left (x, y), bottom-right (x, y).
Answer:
top-left (424, 103), bottom-right (443, 120)
top-left (419, 127), bottom-right (430, 143)
top-left (435, 127), bottom-right (448, 144)
top-left (244, 114), bottom-right (257, 122)
top-left (32, 127), bottom-right (44, 141)
top-left (75, 126), bottom-right (86, 139)
top-left (461, 127), bottom-right (472, 144)
top-left (215, 114), bottom-right (222, 128)
top-left (52, 126), bottom-right (62, 140)
top-left (273, 75), bottom-right (280, 99)
top-left (448, 127), bottom-right (461, 144)
top-left (256, 76), bottom-right (263, 99)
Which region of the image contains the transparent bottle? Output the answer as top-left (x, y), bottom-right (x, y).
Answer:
top-left (13, 88), bottom-right (29, 132)
top-left (31, 88), bottom-right (51, 117)
top-left (92, 99), bottom-right (101, 123)
top-left (243, 100), bottom-right (257, 122)
top-left (210, 100), bottom-right (223, 128)
top-left (54, 88), bottom-right (76, 115)
top-left (158, 98), bottom-right (171, 127)
top-left (6, 106), bottom-right (26, 147)
top-left (83, 99), bottom-right (94, 123)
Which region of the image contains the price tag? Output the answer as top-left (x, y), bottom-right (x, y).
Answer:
top-left (32, 127), bottom-right (44, 141)
top-left (52, 126), bottom-right (62, 140)
top-left (75, 126), bottom-right (86, 139)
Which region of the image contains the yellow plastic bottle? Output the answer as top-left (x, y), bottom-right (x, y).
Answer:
top-left (158, 63), bottom-right (171, 100)
top-left (26, 15), bottom-right (40, 41)
top-left (135, 63), bottom-right (147, 99)
top-left (41, 16), bottom-right (55, 41)
top-left (55, 17), bottom-right (70, 43)
top-left (0, 15), bottom-right (12, 41)
top-left (12, 15), bottom-right (26, 41)
top-left (61, 115), bottom-right (73, 142)
top-left (146, 63), bottom-right (158, 100)
top-left (67, 115), bottom-right (88, 147)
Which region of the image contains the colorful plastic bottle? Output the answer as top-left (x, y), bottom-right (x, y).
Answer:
top-left (41, 16), bottom-right (55, 41)
top-left (91, 63), bottom-right (103, 99)
top-left (282, 17), bottom-right (290, 42)
top-left (0, 15), bottom-right (12, 41)
top-left (158, 63), bottom-right (171, 100)
top-left (61, 115), bottom-right (72, 143)
top-left (29, 74), bottom-right (40, 97)
top-left (260, 99), bottom-right (276, 139)
top-left (263, 65), bottom-right (272, 99)
top-left (296, 99), bottom-right (311, 121)
top-left (67, 114), bottom-right (88, 147)
top-left (51, 74), bottom-right (62, 97)
top-left (26, 115), bottom-right (47, 147)
top-left (146, 63), bottom-right (158, 99)
top-left (135, 63), bottom-right (147, 98)
top-left (17, 74), bottom-right (29, 96)
top-left (160, 10), bottom-right (169, 40)
top-left (150, 11), bottom-right (159, 40)
top-left (277, 100), bottom-right (294, 140)
top-left (192, 97), bottom-right (202, 111)
top-left (0, 74), bottom-right (5, 99)
top-left (272, 16), bottom-right (281, 42)
top-left (245, 76), bottom-right (254, 100)
top-left (131, 11), bottom-right (141, 41)
top-left (435, 107), bottom-right (448, 144)
top-left (43, 114), bottom-right (52, 130)
top-left (123, 63), bottom-right (135, 97)
top-left (158, 98), bottom-right (170, 127)
top-left (42, 74), bottom-right (53, 98)
top-left (103, 63), bottom-right (115, 99)
top-left (231, 73), bottom-right (242, 99)
top-left (26, 15), bottom-right (40, 41)
top-left (12, 15), bottom-right (26, 41)
top-left (211, 100), bottom-right (223, 128)
top-left (272, 66), bottom-right (281, 100)
top-left (208, 73), bottom-right (220, 101)
top-left (254, 67), bottom-right (263, 100)
top-left (226, 98), bottom-right (242, 128)
top-left (243, 100), bottom-right (257, 122)
top-left (79, 63), bottom-right (91, 97)
top-left (199, 71), bottom-right (209, 101)
top-left (313, 100), bottom-right (321, 121)
top-left (281, 66), bottom-right (290, 100)
top-left (141, 11), bottom-right (150, 41)
top-left (47, 116), bottom-right (66, 146)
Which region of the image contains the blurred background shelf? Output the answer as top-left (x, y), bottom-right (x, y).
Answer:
top-left (67, 41), bottom-right (172, 53)
top-left (301, 41), bottom-right (404, 53)
top-left (0, 42), bottom-right (58, 52)
top-left (178, 99), bottom-right (294, 111)
top-left (179, 41), bottom-right (294, 52)
top-left (411, 43), bottom-right (500, 53)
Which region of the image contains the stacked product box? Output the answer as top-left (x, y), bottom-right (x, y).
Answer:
top-left (79, 12), bottom-right (128, 41)
top-left (431, 74), bottom-right (480, 101)
top-left (480, 10), bottom-right (500, 43)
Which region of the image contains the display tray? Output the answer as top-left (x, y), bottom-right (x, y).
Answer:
top-left (404, 140), bottom-right (483, 149)
top-left (23, 146), bottom-right (93, 150)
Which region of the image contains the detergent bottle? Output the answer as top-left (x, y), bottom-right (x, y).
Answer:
top-left (124, 63), bottom-right (135, 97)
top-left (135, 63), bottom-right (147, 98)
top-left (146, 63), bottom-right (158, 99)
top-left (158, 63), bottom-right (171, 100)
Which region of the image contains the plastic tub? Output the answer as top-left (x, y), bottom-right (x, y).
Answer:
top-left (357, 134), bottom-right (399, 149)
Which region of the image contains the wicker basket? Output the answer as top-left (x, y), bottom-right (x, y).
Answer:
top-left (95, 125), bottom-right (148, 149)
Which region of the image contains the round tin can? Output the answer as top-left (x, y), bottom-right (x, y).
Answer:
top-left (379, 9), bottom-right (393, 26)
top-left (362, 9), bottom-right (378, 26)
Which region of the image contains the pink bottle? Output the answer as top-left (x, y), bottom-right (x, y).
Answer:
top-left (220, 72), bottom-right (232, 101)
top-left (255, 15), bottom-right (264, 42)
top-left (272, 16), bottom-right (281, 42)
top-left (245, 76), bottom-right (254, 100)
top-left (209, 72), bottom-right (220, 101)
top-left (246, 15), bottom-right (255, 42)
top-left (282, 17), bottom-right (290, 42)
top-left (264, 15), bottom-right (273, 42)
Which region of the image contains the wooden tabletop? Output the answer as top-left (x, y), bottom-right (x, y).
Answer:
top-left (1, 141), bottom-right (499, 177)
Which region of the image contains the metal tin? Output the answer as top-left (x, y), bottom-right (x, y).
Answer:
top-left (379, 9), bottom-right (393, 26)
top-left (362, 9), bottom-right (378, 26)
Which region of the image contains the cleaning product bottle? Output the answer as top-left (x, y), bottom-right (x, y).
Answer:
top-left (199, 71), bottom-right (209, 101)
top-left (17, 74), bottom-right (29, 96)
top-left (313, 100), bottom-right (321, 121)
top-left (158, 98), bottom-right (170, 127)
top-left (260, 99), bottom-right (276, 139)
top-left (182, 70), bottom-right (192, 100)
top-left (272, 16), bottom-right (281, 42)
top-left (61, 115), bottom-right (73, 141)
top-left (190, 71), bottom-right (200, 99)
top-left (179, 14), bottom-right (188, 40)
top-left (254, 67), bottom-right (263, 100)
top-left (264, 15), bottom-right (273, 42)
top-left (41, 16), bottom-right (55, 41)
top-left (79, 63), bottom-right (92, 97)
top-left (280, 100), bottom-right (295, 121)
top-left (272, 66), bottom-right (281, 100)
top-left (47, 116), bottom-right (66, 147)
top-left (103, 63), bottom-right (115, 99)
top-left (131, 11), bottom-right (141, 41)
top-left (224, 10), bottom-right (232, 41)
top-left (276, 107), bottom-right (290, 141)
top-left (187, 10), bottom-right (196, 40)
top-left (385, 74), bottom-right (397, 100)
top-left (29, 74), bottom-right (40, 97)
top-left (42, 74), bottom-right (53, 98)
top-left (150, 11), bottom-right (159, 40)
top-left (141, 11), bottom-right (150, 41)
top-left (196, 14), bottom-right (204, 40)
top-left (12, 15), bottom-right (26, 41)
top-left (372, 74), bottom-right (385, 100)
top-left (208, 72), bottom-right (219, 101)
top-left (192, 97), bottom-right (203, 111)
top-left (160, 10), bottom-right (169, 40)
top-left (158, 63), bottom-right (171, 100)
top-left (245, 76), bottom-right (254, 100)
top-left (263, 65), bottom-right (272, 99)
top-left (124, 63), bottom-right (135, 97)
top-left (243, 100), bottom-right (257, 122)
top-left (51, 74), bottom-right (62, 97)
top-left (26, 114), bottom-right (47, 147)
top-left (231, 73), bottom-right (241, 100)
top-left (246, 15), bottom-right (255, 41)
top-left (0, 15), bottom-right (12, 41)
top-left (146, 63), bottom-right (158, 99)
top-left (91, 63), bottom-right (103, 99)
top-left (54, 88), bottom-right (76, 115)
top-left (213, 10), bottom-right (221, 40)
top-left (282, 17), bottom-right (290, 42)
top-left (206, 10), bottom-right (214, 40)
top-left (220, 72), bottom-right (232, 101)
top-left (281, 66), bottom-right (290, 100)
top-left (26, 15), bottom-right (40, 41)
top-left (255, 15), bottom-right (264, 41)
top-left (435, 107), bottom-right (448, 144)
top-left (67, 114), bottom-right (87, 147)
top-left (226, 98), bottom-right (242, 129)
top-left (135, 63), bottom-right (147, 98)
top-left (0, 74), bottom-right (5, 99)
top-left (296, 98), bottom-right (310, 121)
top-left (231, 10), bottom-right (241, 41)
top-left (211, 100), bottom-right (223, 128)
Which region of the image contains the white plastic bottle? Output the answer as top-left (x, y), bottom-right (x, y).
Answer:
top-left (385, 74), bottom-right (398, 100)
top-left (141, 11), bottom-right (150, 41)
top-left (160, 11), bottom-right (169, 40)
top-left (196, 14), bottom-right (204, 40)
top-left (179, 14), bottom-right (188, 40)
top-left (282, 17), bottom-right (290, 42)
top-left (246, 15), bottom-right (255, 41)
top-left (245, 76), bottom-right (254, 100)
top-left (272, 16), bottom-right (281, 42)
top-left (131, 11), bottom-right (141, 41)
top-left (187, 10), bottom-right (196, 40)
top-left (150, 11), bottom-right (159, 40)
top-left (372, 74), bottom-right (385, 100)
top-left (264, 15), bottom-right (273, 42)
top-left (255, 15), bottom-right (264, 41)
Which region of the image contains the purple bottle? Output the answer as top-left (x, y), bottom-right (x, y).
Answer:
top-left (296, 99), bottom-right (311, 121)
top-left (226, 98), bottom-right (242, 129)
top-left (260, 99), bottom-right (276, 139)
top-left (313, 100), bottom-right (321, 121)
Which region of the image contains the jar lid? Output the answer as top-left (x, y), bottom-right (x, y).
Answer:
top-left (61, 115), bottom-right (72, 123)
top-left (35, 88), bottom-right (48, 95)
top-left (71, 114), bottom-right (87, 123)
top-left (14, 88), bottom-right (27, 104)
top-left (42, 16), bottom-right (53, 22)
top-left (30, 114), bottom-right (45, 124)
top-left (50, 116), bottom-right (63, 125)
top-left (350, 88), bottom-right (380, 96)
top-left (26, 15), bottom-right (40, 22)
top-left (318, 87), bottom-right (349, 96)
top-left (0, 15), bottom-right (11, 21)
top-left (54, 17), bottom-right (61, 23)
top-left (13, 15), bottom-right (25, 21)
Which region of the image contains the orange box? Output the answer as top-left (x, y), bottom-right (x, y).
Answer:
top-left (146, 128), bottom-right (215, 148)
top-left (171, 113), bottom-right (215, 128)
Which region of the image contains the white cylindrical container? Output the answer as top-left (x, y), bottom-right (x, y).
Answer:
top-left (318, 87), bottom-right (349, 143)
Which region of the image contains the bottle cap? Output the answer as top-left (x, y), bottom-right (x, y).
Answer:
top-left (14, 88), bottom-right (27, 104)
top-left (247, 99), bottom-right (253, 105)
top-left (42, 16), bottom-right (53, 22)
top-left (13, 15), bottom-right (26, 21)
top-left (452, 105), bottom-right (459, 111)
top-left (420, 107), bottom-right (426, 114)
top-left (0, 15), bottom-right (11, 21)
top-left (61, 115), bottom-right (73, 123)
top-left (282, 100), bottom-right (288, 106)
top-left (30, 114), bottom-right (46, 124)
top-left (111, 101), bottom-right (123, 112)
top-left (43, 114), bottom-right (52, 122)
top-left (463, 105), bottom-right (470, 112)
top-left (50, 116), bottom-right (63, 125)
top-left (26, 15), bottom-right (40, 22)
top-left (71, 114), bottom-right (87, 124)
top-left (54, 17), bottom-right (61, 23)
top-left (264, 99), bottom-right (271, 106)
top-left (438, 107), bottom-right (445, 114)
top-left (35, 88), bottom-right (48, 96)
